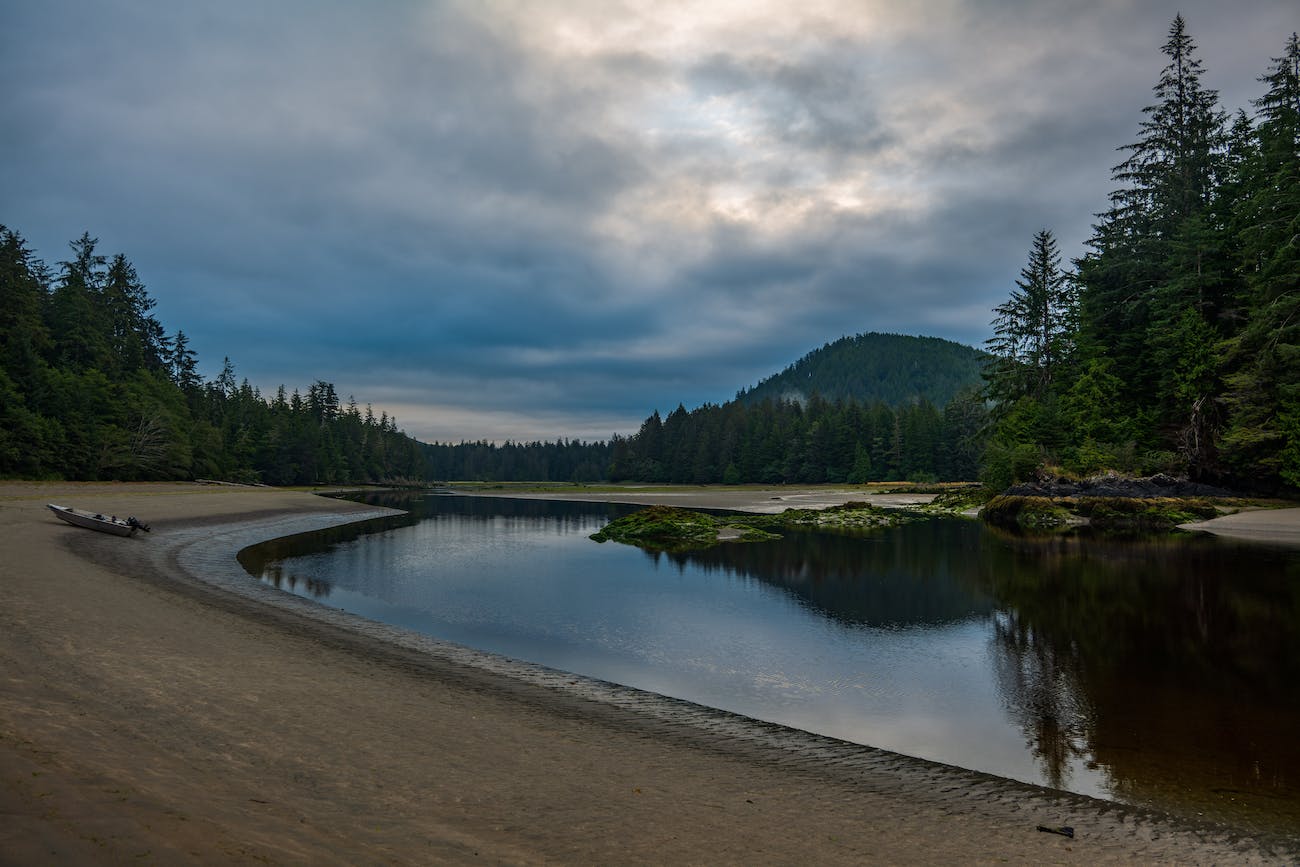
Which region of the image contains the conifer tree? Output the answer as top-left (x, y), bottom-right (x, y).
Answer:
top-left (48, 233), bottom-right (110, 371)
top-left (1076, 15), bottom-right (1228, 469)
top-left (986, 229), bottom-right (1075, 407)
top-left (169, 330), bottom-right (202, 394)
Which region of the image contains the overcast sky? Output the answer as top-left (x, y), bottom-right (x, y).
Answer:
top-left (3, 1), bottom-right (1296, 442)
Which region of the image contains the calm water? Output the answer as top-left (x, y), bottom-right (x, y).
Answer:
top-left (239, 492), bottom-right (1300, 836)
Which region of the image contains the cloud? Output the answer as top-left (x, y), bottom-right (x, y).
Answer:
top-left (4, 0), bottom-right (1295, 441)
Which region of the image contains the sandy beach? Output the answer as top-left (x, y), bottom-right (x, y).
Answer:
top-left (2, 482), bottom-right (1296, 864)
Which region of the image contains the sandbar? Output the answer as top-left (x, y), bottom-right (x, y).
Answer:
top-left (463, 487), bottom-right (938, 514)
top-left (1, 482), bottom-right (1294, 864)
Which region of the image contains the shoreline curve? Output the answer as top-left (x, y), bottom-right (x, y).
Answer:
top-left (1, 482), bottom-right (1295, 864)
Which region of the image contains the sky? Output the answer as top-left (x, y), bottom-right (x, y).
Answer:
top-left (3, 1), bottom-right (1296, 443)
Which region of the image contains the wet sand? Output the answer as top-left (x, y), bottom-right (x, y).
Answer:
top-left (1, 482), bottom-right (1295, 864)
top-left (1179, 506), bottom-right (1300, 545)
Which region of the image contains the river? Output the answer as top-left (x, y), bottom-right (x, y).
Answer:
top-left (238, 491), bottom-right (1300, 837)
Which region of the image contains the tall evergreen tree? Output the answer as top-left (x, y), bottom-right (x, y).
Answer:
top-left (169, 330), bottom-right (202, 394)
top-left (986, 229), bottom-right (1076, 405)
top-left (1076, 15), bottom-right (1228, 471)
top-left (47, 233), bottom-right (110, 371)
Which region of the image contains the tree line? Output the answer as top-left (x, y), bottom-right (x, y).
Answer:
top-left (983, 18), bottom-right (1300, 493)
top-left (0, 229), bottom-right (428, 484)
top-left (421, 439), bottom-right (611, 484)
top-left (605, 391), bottom-right (986, 484)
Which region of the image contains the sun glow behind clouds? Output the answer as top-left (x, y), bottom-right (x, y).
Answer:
top-left (522, 0), bottom-right (930, 236)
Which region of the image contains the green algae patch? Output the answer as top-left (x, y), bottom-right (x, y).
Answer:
top-left (757, 501), bottom-right (910, 533)
top-left (590, 506), bottom-right (780, 553)
top-left (923, 487), bottom-right (994, 514)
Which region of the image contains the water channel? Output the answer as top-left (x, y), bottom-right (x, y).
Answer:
top-left (238, 491), bottom-right (1300, 837)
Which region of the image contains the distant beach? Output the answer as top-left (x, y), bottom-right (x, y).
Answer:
top-left (1, 481), bottom-right (1294, 864)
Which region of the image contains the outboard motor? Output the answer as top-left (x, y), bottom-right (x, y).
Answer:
top-left (127, 516), bottom-right (151, 533)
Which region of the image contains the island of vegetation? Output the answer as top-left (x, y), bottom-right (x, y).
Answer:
top-left (590, 496), bottom-right (979, 552)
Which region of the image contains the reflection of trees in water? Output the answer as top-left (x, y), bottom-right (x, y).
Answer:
top-left (255, 562), bottom-right (335, 598)
top-left (978, 529), bottom-right (1300, 828)
top-left (657, 519), bottom-right (995, 628)
top-left (990, 610), bottom-right (1091, 789)
top-left (979, 529), bottom-right (1300, 703)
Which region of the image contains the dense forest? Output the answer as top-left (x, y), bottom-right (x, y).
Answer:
top-left (605, 390), bottom-right (985, 484)
top-left (981, 18), bottom-right (1300, 493)
top-left (0, 229), bottom-right (429, 484)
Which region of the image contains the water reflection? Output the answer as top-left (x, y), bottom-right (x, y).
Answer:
top-left (240, 493), bottom-right (1300, 837)
top-left (975, 529), bottom-right (1300, 828)
top-left (657, 520), bottom-right (993, 628)
top-left (239, 494), bottom-right (636, 599)
top-left (990, 609), bottom-right (1092, 790)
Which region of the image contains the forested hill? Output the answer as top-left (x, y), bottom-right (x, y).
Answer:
top-left (603, 333), bottom-right (991, 485)
top-left (736, 333), bottom-right (987, 408)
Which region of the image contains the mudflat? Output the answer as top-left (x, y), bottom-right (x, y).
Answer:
top-left (1, 482), bottom-right (1294, 864)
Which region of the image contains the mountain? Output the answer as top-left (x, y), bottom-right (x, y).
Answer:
top-left (736, 332), bottom-right (988, 408)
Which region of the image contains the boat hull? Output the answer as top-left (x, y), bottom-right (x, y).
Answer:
top-left (47, 504), bottom-right (138, 537)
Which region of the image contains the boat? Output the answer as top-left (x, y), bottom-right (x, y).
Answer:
top-left (47, 504), bottom-right (150, 537)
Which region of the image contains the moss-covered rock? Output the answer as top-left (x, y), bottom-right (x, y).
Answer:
top-left (981, 494), bottom-right (1223, 533)
top-left (1069, 496), bottom-right (1219, 530)
top-left (923, 487), bottom-right (994, 514)
top-left (590, 506), bottom-right (780, 553)
top-left (981, 495), bottom-right (1081, 531)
